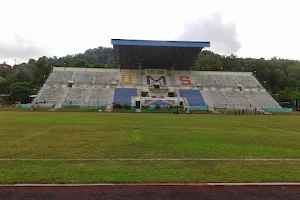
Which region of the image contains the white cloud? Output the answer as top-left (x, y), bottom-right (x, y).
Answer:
top-left (0, 0), bottom-right (300, 64)
top-left (178, 13), bottom-right (242, 54)
top-left (0, 36), bottom-right (50, 65)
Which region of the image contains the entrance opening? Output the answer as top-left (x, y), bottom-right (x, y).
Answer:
top-left (136, 101), bottom-right (140, 108)
top-left (154, 82), bottom-right (160, 89)
top-left (168, 92), bottom-right (175, 97)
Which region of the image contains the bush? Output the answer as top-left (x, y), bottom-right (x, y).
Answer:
top-left (112, 103), bottom-right (131, 109)
top-left (155, 105), bottom-right (160, 110)
top-left (171, 104), bottom-right (181, 108)
top-left (123, 104), bottom-right (131, 109)
top-left (142, 105), bottom-right (149, 109)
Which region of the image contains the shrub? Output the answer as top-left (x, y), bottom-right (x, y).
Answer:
top-left (142, 105), bottom-right (149, 109)
top-left (171, 104), bottom-right (181, 108)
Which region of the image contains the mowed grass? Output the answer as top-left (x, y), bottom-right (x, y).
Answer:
top-left (0, 111), bottom-right (300, 183)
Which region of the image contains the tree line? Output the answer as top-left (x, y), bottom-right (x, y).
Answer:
top-left (0, 47), bottom-right (299, 108)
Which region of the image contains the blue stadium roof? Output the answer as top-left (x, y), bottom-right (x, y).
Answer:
top-left (111, 39), bottom-right (210, 48)
top-left (111, 39), bottom-right (210, 70)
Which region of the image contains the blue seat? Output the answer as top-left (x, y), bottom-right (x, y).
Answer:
top-left (113, 88), bottom-right (137, 105)
top-left (178, 90), bottom-right (206, 106)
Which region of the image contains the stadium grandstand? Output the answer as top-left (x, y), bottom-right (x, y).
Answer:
top-left (32, 39), bottom-right (284, 112)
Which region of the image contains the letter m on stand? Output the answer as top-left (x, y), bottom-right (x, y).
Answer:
top-left (147, 76), bottom-right (166, 85)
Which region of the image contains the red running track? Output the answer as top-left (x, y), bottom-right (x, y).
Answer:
top-left (1, 184), bottom-right (300, 200)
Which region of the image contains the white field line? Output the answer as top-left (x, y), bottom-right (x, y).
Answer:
top-left (2, 183), bottom-right (300, 187)
top-left (246, 124), bottom-right (300, 135)
top-left (1, 158), bottom-right (300, 161)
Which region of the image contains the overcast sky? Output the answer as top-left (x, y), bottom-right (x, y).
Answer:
top-left (0, 0), bottom-right (299, 65)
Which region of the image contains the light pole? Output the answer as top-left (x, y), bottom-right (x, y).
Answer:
top-left (254, 70), bottom-right (257, 77)
top-left (263, 80), bottom-right (266, 89)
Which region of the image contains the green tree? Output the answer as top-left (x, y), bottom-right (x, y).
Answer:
top-left (9, 82), bottom-right (34, 103)
top-left (286, 64), bottom-right (300, 79)
top-left (74, 59), bottom-right (88, 68)
top-left (33, 56), bottom-right (51, 87)
top-left (0, 76), bottom-right (5, 84)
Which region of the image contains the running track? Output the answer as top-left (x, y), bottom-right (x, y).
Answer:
top-left (1, 184), bottom-right (300, 200)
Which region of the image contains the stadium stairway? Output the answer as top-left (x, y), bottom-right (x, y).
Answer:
top-left (106, 104), bottom-right (113, 112)
top-left (55, 88), bottom-right (70, 108)
top-left (32, 85), bottom-right (46, 104)
top-left (169, 73), bottom-right (176, 86)
top-left (71, 72), bottom-right (77, 80)
top-left (84, 88), bottom-right (93, 104)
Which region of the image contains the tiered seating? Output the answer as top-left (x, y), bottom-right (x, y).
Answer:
top-left (89, 88), bottom-right (114, 106)
top-left (194, 75), bottom-right (219, 87)
top-left (46, 71), bottom-right (74, 85)
top-left (247, 91), bottom-right (280, 108)
top-left (39, 69), bottom-right (280, 110)
top-left (179, 90), bottom-right (206, 106)
top-left (74, 72), bottom-right (94, 85)
top-left (223, 91), bottom-right (251, 108)
top-left (63, 88), bottom-right (88, 105)
top-left (214, 75), bottom-right (237, 87)
top-left (193, 74), bottom-right (260, 89)
top-left (38, 88), bottom-right (65, 104)
top-left (202, 91), bottom-right (280, 109)
top-left (113, 88), bottom-right (137, 105)
top-left (235, 76), bottom-right (261, 88)
top-left (201, 91), bottom-right (228, 107)
top-left (95, 72), bottom-right (117, 85)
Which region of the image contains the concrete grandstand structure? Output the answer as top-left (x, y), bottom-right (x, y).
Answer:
top-left (33, 39), bottom-right (281, 111)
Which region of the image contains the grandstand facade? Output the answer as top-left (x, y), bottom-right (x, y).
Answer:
top-left (33, 39), bottom-right (282, 112)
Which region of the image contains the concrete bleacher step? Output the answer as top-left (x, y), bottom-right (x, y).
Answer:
top-left (105, 104), bottom-right (113, 112)
top-left (209, 109), bottom-right (220, 114)
top-left (55, 88), bottom-right (69, 109)
top-left (33, 85), bottom-right (46, 103)
top-left (85, 88), bottom-right (93, 103)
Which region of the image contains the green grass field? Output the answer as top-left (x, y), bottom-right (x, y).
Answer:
top-left (1, 111), bottom-right (300, 183)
